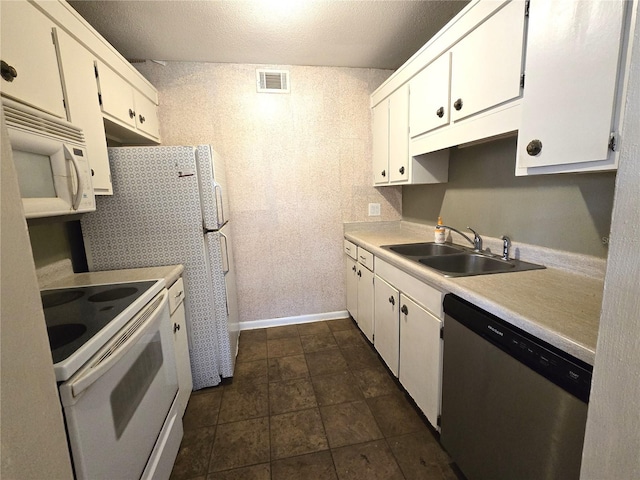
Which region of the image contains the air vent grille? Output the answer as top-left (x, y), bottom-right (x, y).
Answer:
top-left (256, 69), bottom-right (290, 93)
top-left (2, 98), bottom-right (85, 144)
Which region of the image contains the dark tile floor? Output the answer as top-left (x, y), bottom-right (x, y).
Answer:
top-left (170, 317), bottom-right (461, 480)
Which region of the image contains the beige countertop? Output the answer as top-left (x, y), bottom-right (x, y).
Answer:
top-left (344, 222), bottom-right (604, 365)
top-left (43, 264), bottom-right (184, 290)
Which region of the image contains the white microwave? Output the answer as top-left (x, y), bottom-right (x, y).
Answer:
top-left (3, 98), bottom-right (95, 219)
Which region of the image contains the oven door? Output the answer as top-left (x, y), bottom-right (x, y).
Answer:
top-left (59, 290), bottom-right (178, 480)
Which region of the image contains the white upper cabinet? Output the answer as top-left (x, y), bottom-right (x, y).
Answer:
top-left (96, 61), bottom-right (161, 142)
top-left (96, 61), bottom-right (137, 129)
top-left (372, 98), bottom-right (390, 184)
top-left (54, 28), bottom-right (112, 194)
top-left (0, 1), bottom-right (66, 118)
top-left (516, 0), bottom-right (627, 175)
top-left (388, 85), bottom-right (410, 183)
top-left (133, 89), bottom-right (160, 139)
top-left (373, 85), bottom-right (409, 185)
top-left (409, 53), bottom-right (451, 138)
top-left (449, 0), bottom-right (525, 123)
top-left (374, 83), bottom-right (448, 185)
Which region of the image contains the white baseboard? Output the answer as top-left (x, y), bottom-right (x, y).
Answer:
top-left (239, 310), bottom-right (350, 331)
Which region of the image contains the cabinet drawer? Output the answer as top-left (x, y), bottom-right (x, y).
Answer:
top-left (376, 258), bottom-right (443, 318)
top-left (168, 277), bottom-right (185, 315)
top-left (344, 239), bottom-right (358, 260)
top-left (358, 248), bottom-right (374, 271)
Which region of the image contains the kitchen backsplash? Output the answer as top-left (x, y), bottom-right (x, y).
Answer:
top-left (403, 136), bottom-right (616, 258)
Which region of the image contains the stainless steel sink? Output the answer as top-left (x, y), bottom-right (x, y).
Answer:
top-left (381, 242), bottom-right (545, 277)
top-left (386, 242), bottom-right (464, 257)
top-left (419, 253), bottom-right (517, 276)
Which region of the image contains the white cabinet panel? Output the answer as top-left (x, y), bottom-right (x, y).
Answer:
top-left (169, 277), bottom-right (192, 417)
top-left (0, 0), bottom-right (65, 117)
top-left (410, 53), bottom-right (451, 138)
top-left (346, 256), bottom-right (358, 319)
top-left (96, 61), bottom-right (137, 129)
top-left (450, 0), bottom-right (525, 123)
top-left (374, 277), bottom-right (400, 376)
top-left (133, 89), bottom-right (160, 140)
top-left (357, 266), bottom-right (374, 343)
top-left (54, 28), bottom-right (112, 194)
top-left (399, 294), bottom-right (442, 429)
top-left (516, 0), bottom-right (626, 174)
top-left (389, 84), bottom-right (409, 183)
top-left (372, 100), bottom-right (389, 185)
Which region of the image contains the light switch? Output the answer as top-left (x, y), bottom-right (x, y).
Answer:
top-left (368, 203), bottom-right (381, 216)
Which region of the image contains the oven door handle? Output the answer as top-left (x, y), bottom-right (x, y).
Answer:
top-left (68, 291), bottom-right (169, 399)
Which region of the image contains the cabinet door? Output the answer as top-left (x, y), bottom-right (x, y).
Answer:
top-left (372, 100), bottom-right (389, 185)
top-left (133, 89), bottom-right (160, 140)
top-left (54, 29), bottom-right (112, 195)
top-left (172, 301), bottom-right (193, 417)
top-left (357, 267), bottom-right (374, 342)
top-left (450, 0), bottom-right (525, 122)
top-left (346, 256), bottom-right (358, 320)
top-left (399, 294), bottom-right (442, 428)
top-left (0, 1), bottom-right (66, 117)
top-left (410, 53), bottom-right (451, 138)
top-left (516, 0), bottom-right (625, 172)
top-left (389, 84), bottom-right (409, 183)
top-left (95, 61), bottom-right (136, 128)
top-left (374, 276), bottom-right (399, 376)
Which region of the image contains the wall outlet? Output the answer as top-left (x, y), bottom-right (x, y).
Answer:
top-left (368, 203), bottom-right (381, 216)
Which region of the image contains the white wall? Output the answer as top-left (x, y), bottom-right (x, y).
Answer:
top-left (580, 6), bottom-right (640, 478)
top-left (0, 113), bottom-right (73, 478)
top-left (136, 62), bottom-right (401, 324)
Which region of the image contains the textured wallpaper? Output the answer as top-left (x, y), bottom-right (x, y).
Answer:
top-left (135, 62), bottom-right (400, 323)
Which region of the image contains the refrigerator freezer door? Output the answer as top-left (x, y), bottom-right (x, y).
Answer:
top-left (196, 145), bottom-right (230, 231)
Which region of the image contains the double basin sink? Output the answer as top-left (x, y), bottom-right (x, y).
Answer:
top-left (381, 242), bottom-right (545, 277)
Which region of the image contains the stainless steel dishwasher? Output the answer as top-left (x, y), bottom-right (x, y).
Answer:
top-left (441, 294), bottom-right (592, 480)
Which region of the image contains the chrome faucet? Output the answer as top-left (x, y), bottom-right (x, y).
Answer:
top-left (440, 225), bottom-right (483, 252)
top-left (501, 235), bottom-right (511, 261)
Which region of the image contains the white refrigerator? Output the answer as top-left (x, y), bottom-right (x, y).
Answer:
top-left (81, 145), bottom-right (239, 389)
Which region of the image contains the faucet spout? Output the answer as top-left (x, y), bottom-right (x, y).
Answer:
top-left (467, 227), bottom-right (483, 252)
top-left (438, 225), bottom-right (476, 249)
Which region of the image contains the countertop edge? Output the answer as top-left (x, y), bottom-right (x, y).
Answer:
top-left (43, 265), bottom-right (185, 290)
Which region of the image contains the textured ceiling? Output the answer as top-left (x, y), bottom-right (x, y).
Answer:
top-left (68, 0), bottom-right (469, 70)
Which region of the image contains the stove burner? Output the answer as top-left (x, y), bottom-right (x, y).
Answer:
top-left (47, 323), bottom-right (87, 350)
top-left (42, 290), bottom-right (84, 309)
top-left (88, 287), bottom-right (138, 303)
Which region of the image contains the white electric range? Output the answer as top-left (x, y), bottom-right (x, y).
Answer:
top-left (41, 279), bottom-right (183, 480)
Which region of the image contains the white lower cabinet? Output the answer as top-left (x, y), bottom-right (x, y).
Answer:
top-left (374, 257), bottom-right (444, 430)
top-left (356, 266), bottom-right (374, 343)
top-left (168, 277), bottom-right (192, 417)
top-left (399, 294), bottom-right (442, 429)
top-left (374, 277), bottom-right (400, 376)
top-left (344, 241), bottom-right (374, 342)
top-left (346, 256), bottom-right (358, 319)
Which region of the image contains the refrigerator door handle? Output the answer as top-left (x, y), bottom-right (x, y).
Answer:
top-left (220, 231), bottom-right (230, 274)
top-left (214, 183), bottom-right (226, 226)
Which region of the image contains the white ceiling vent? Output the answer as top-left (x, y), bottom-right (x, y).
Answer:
top-left (256, 69), bottom-right (290, 93)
